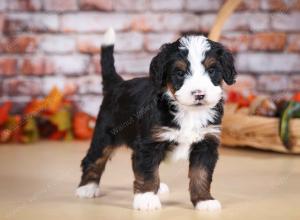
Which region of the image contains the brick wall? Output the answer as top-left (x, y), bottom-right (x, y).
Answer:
top-left (0, 0), bottom-right (299, 116)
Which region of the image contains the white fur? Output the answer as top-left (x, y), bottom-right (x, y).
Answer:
top-left (133, 192), bottom-right (162, 211)
top-left (195, 200), bottom-right (222, 211)
top-left (102, 27), bottom-right (115, 46)
top-left (158, 182), bottom-right (170, 194)
top-left (177, 36), bottom-right (223, 107)
top-left (158, 96), bottom-right (220, 162)
top-left (75, 183), bottom-right (101, 198)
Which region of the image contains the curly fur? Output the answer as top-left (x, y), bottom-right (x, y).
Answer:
top-left (77, 29), bottom-right (237, 211)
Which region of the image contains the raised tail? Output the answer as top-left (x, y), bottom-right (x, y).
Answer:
top-left (101, 28), bottom-right (123, 92)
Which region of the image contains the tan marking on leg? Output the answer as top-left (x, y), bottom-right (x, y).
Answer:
top-left (79, 147), bottom-right (114, 186)
top-left (133, 167), bottom-right (160, 194)
top-left (189, 167), bottom-right (213, 206)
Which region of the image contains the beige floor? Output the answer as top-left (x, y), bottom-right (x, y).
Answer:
top-left (0, 141), bottom-right (299, 220)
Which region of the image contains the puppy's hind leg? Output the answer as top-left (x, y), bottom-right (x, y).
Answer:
top-left (76, 121), bottom-right (114, 198)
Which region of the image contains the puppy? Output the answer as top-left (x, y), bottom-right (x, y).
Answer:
top-left (76, 28), bottom-right (237, 211)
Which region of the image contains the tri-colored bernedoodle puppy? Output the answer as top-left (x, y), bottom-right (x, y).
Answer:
top-left (76, 28), bottom-right (237, 211)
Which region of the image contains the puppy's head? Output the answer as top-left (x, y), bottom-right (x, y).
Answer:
top-left (150, 35), bottom-right (237, 107)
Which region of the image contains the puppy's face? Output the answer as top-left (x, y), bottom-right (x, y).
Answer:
top-left (150, 36), bottom-right (237, 108)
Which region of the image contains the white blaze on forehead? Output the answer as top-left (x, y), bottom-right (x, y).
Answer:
top-left (176, 36), bottom-right (222, 107)
top-left (179, 35), bottom-right (211, 70)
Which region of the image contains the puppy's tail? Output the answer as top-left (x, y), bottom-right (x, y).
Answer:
top-left (101, 28), bottom-right (123, 92)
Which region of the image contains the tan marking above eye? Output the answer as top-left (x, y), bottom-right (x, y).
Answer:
top-left (175, 60), bottom-right (187, 71)
top-left (203, 57), bottom-right (217, 69)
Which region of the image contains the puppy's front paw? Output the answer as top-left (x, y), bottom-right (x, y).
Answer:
top-left (75, 183), bottom-right (100, 198)
top-left (195, 199), bottom-right (221, 211)
top-left (133, 192), bottom-right (162, 211)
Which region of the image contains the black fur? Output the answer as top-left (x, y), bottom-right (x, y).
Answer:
top-left (101, 45), bottom-right (123, 93)
top-left (78, 35), bottom-right (237, 208)
top-left (207, 39), bottom-right (237, 86)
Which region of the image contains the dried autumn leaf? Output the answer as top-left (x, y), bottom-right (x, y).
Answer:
top-left (49, 131), bottom-right (66, 140)
top-left (73, 112), bottom-right (95, 140)
top-left (49, 107), bottom-right (72, 131)
top-left (0, 102), bottom-right (12, 126)
top-left (24, 99), bottom-right (45, 115)
top-left (20, 117), bottom-right (39, 143)
top-left (4, 115), bottom-right (22, 142)
top-left (43, 87), bottom-right (64, 114)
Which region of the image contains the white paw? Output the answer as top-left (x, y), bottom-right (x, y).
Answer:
top-left (158, 182), bottom-right (170, 194)
top-left (133, 192), bottom-right (162, 211)
top-left (75, 183), bottom-right (101, 198)
top-left (195, 200), bottom-right (222, 211)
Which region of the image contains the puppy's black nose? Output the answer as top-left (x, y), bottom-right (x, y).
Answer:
top-left (191, 90), bottom-right (205, 101)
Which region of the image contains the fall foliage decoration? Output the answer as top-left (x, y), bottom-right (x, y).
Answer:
top-left (0, 87), bottom-right (96, 144)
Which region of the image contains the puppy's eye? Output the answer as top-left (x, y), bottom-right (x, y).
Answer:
top-left (176, 70), bottom-right (186, 77)
top-left (207, 68), bottom-right (216, 76)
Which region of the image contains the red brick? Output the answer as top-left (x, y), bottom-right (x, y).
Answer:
top-left (20, 55), bottom-right (90, 76)
top-left (198, 14), bottom-right (217, 33)
top-left (77, 32), bottom-right (144, 53)
top-left (287, 34), bottom-right (300, 52)
top-left (115, 32), bottom-right (144, 52)
top-left (77, 35), bottom-right (101, 54)
top-left (50, 55), bottom-right (90, 75)
top-left (0, 14), bottom-right (4, 33)
top-left (271, 12), bottom-right (300, 31)
top-left (114, 0), bottom-right (149, 11)
top-left (80, 0), bottom-right (112, 11)
top-left (40, 35), bottom-right (76, 53)
top-left (289, 75), bottom-right (300, 91)
top-left (151, 0), bottom-right (184, 11)
top-left (6, 0), bottom-right (42, 11)
top-left (0, 57), bottom-right (18, 75)
top-left (250, 32), bottom-right (286, 51)
top-left (258, 75), bottom-right (289, 92)
top-left (0, 35), bottom-right (38, 53)
top-left (4, 13), bottom-right (59, 33)
top-left (44, 0), bottom-right (77, 11)
top-left (76, 95), bottom-right (102, 116)
top-left (61, 13), bottom-right (132, 32)
top-left (69, 75), bottom-right (102, 94)
top-left (144, 33), bottom-right (178, 52)
top-left (185, 0), bottom-right (221, 11)
top-left (91, 55), bottom-right (101, 73)
top-left (41, 76), bottom-right (67, 94)
top-left (223, 13), bottom-right (270, 31)
top-left (115, 52), bottom-right (154, 75)
top-left (131, 13), bottom-right (205, 32)
top-left (260, 0), bottom-right (299, 11)
top-left (20, 56), bottom-right (53, 75)
top-left (3, 77), bottom-right (42, 96)
top-left (220, 32), bottom-right (250, 52)
top-left (236, 0), bottom-right (260, 11)
top-left (236, 53), bottom-right (300, 72)
top-left (224, 74), bottom-right (257, 93)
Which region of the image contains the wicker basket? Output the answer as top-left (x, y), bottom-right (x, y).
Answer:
top-left (221, 104), bottom-right (300, 154)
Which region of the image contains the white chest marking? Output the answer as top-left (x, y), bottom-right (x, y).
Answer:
top-left (157, 104), bottom-right (220, 162)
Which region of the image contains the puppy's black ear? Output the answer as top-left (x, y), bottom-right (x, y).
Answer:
top-left (209, 40), bottom-right (237, 85)
top-left (150, 43), bottom-right (176, 88)
top-left (220, 47), bottom-right (237, 85)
